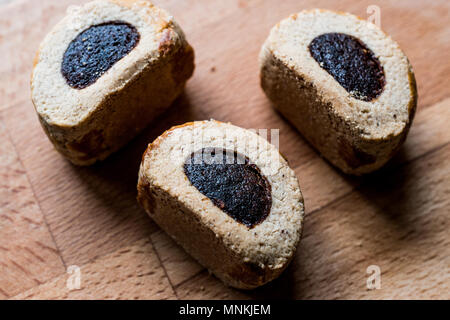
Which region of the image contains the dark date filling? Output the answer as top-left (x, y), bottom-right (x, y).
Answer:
top-left (308, 32), bottom-right (385, 101)
top-left (61, 21), bottom-right (140, 89)
top-left (184, 148), bottom-right (272, 228)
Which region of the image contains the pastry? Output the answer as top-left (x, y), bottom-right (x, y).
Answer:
top-left (260, 9), bottom-right (417, 175)
top-left (137, 120), bottom-right (305, 289)
top-left (31, 0), bottom-right (194, 165)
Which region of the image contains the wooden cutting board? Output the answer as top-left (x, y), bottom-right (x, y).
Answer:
top-left (0, 0), bottom-right (449, 300)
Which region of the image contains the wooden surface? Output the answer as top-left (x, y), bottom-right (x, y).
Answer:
top-left (0, 0), bottom-right (449, 300)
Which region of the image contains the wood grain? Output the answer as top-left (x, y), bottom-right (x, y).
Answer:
top-left (148, 98), bottom-right (450, 298)
top-left (150, 231), bottom-right (203, 287)
top-left (297, 97), bottom-right (450, 214)
top-left (11, 238), bottom-right (176, 300)
top-left (0, 119), bottom-right (64, 298)
top-left (2, 100), bottom-right (159, 267)
top-left (0, 0), bottom-right (449, 299)
top-left (175, 143), bottom-right (450, 300)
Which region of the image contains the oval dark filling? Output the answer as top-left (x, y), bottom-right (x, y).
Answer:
top-left (308, 32), bottom-right (385, 101)
top-left (61, 21), bottom-right (140, 89)
top-left (184, 147), bottom-right (272, 228)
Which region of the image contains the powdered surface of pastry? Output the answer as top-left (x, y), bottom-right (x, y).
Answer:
top-left (32, 0), bottom-right (195, 165)
top-left (260, 9), bottom-right (417, 175)
top-left (138, 120), bottom-right (305, 289)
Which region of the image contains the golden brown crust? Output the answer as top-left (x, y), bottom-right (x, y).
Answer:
top-left (142, 120), bottom-right (226, 159)
top-left (138, 120), bottom-right (305, 289)
top-left (53, 42), bottom-right (193, 165)
top-left (111, 0), bottom-right (148, 7)
top-left (408, 65), bottom-right (418, 116)
top-left (32, 0), bottom-right (195, 165)
top-left (260, 9), bottom-right (417, 175)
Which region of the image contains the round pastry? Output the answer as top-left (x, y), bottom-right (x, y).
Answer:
top-left (260, 9), bottom-right (417, 175)
top-left (31, 0), bottom-right (194, 165)
top-left (137, 120), bottom-right (305, 289)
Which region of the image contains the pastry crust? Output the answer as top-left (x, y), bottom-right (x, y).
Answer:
top-left (137, 120), bottom-right (305, 289)
top-left (260, 9), bottom-right (417, 175)
top-left (31, 0), bottom-right (194, 165)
